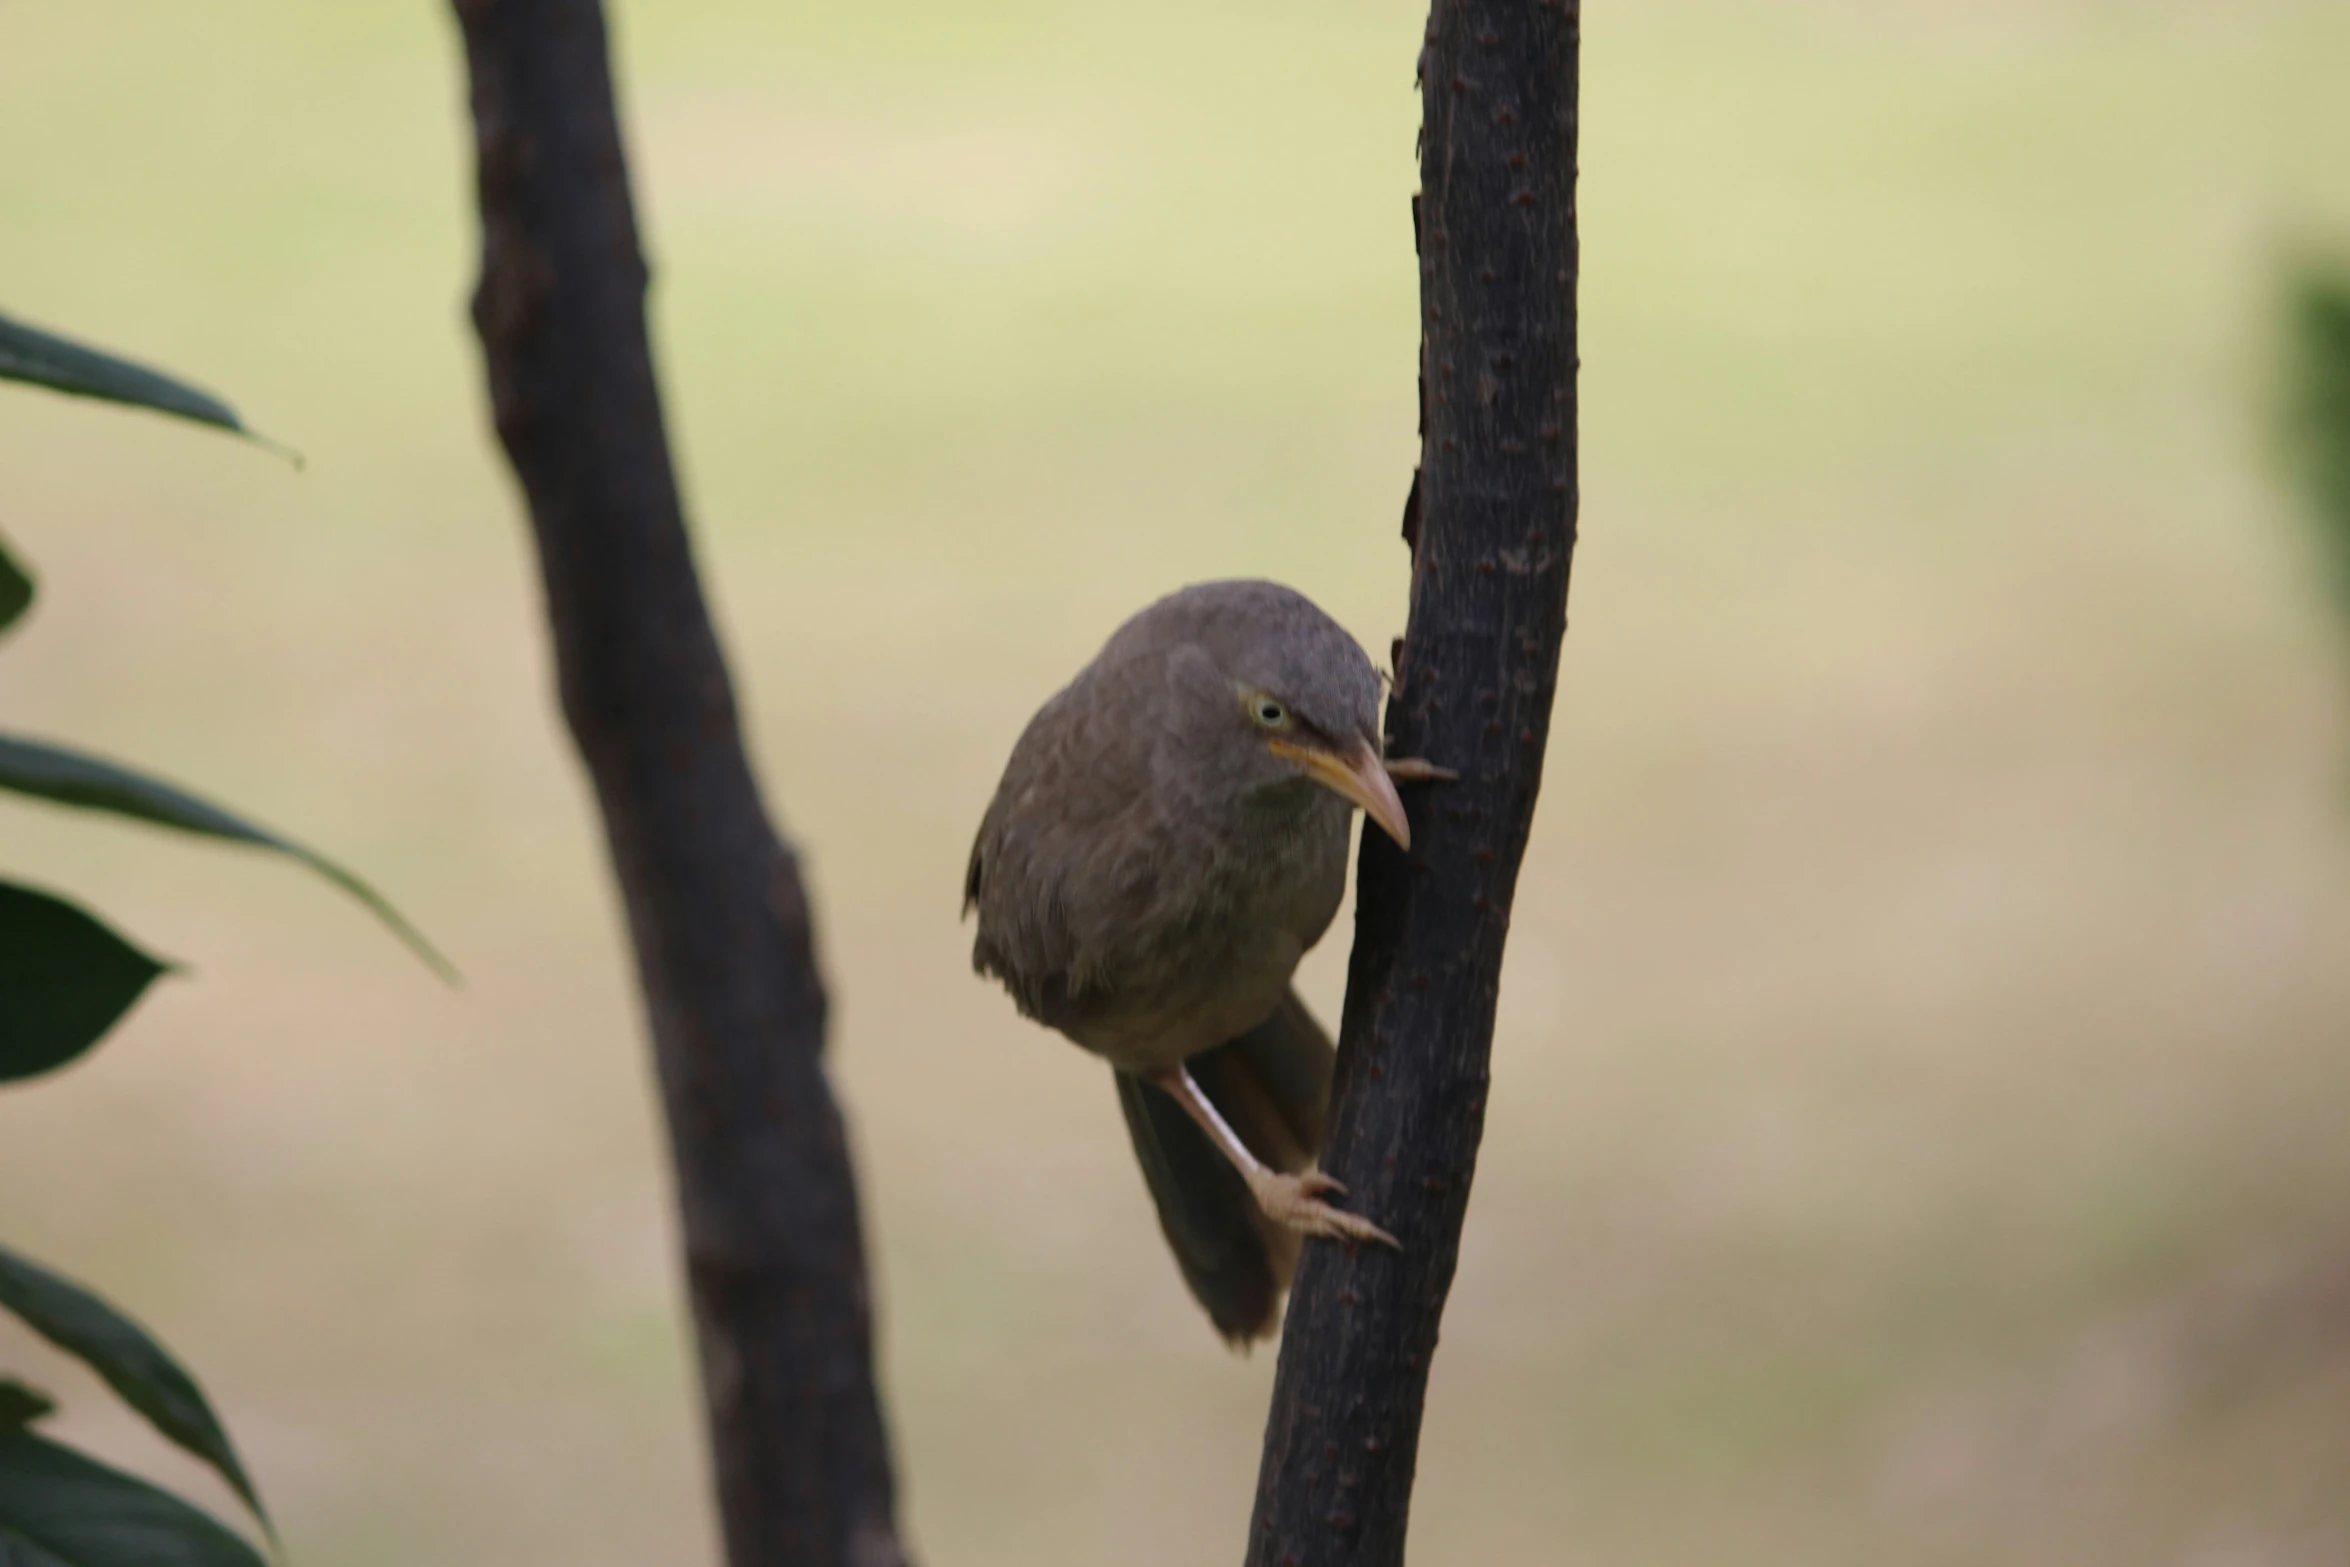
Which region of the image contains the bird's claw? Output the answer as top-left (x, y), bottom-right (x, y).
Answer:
top-left (1384, 756), bottom-right (1458, 784)
top-left (1248, 1168), bottom-right (1402, 1250)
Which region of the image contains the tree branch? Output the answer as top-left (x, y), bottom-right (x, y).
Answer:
top-left (446, 4), bottom-right (909, 1564)
top-left (1246, 3), bottom-right (1579, 1562)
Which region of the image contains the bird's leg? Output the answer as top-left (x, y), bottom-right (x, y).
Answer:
top-left (1383, 757), bottom-right (1458, 783)
top-left (1147, 1066), bottom-right (1400, 1249)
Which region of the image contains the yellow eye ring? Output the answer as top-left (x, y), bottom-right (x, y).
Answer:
top-left (1249, 695), bottom-right (1290, 729)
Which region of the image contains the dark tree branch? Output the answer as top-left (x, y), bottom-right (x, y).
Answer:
top-left (1247, 3), bottom-right (1578, 1563)
top-left (447, 4), bottom-right (908, 1565)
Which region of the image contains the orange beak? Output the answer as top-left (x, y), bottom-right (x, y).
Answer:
top-left (1269, 735), bottom-right (1412, 850)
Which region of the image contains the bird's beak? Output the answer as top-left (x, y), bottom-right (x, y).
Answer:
top-left (1269, 736), bottom-right (1412, 850)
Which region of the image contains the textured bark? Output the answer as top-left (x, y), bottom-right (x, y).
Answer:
top-left (1246, 3), bottom-right (1579, 1563)
top-left (447, 4), bottom-right (908, 1565)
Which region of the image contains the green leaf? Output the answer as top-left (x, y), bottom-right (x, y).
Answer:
top-left (0, 1384), bottom-right (53, 1430)
top-left (0, 1428), bottom-right (264, 1567)
top-left (0, 735), bottom-right (454, 983)
top-left (0, 312), bottom-right (245, 441)
top-left (0, 1248), bottom-right (265, 1537)
top-left (0, 536), bottom-right (30, 638)
top-left (0, 883), bottom-right (170, 1084)
top-left (2284, 268), bottom-right (2350, 620)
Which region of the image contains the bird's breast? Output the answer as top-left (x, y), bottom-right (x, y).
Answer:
top-left (1061, 789), bottom-right (1352, 1074)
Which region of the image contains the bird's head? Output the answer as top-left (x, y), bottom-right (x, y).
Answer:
top-left (1118, 580), bottom-right (1411, 850)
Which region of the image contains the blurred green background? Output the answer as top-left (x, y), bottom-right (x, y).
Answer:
top-left (5, 1), bottom-right (2350, 1562)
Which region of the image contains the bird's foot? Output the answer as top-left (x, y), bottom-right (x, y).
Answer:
top-left (1246, 1168), bottom-right (1401, 1250)
top-left (1384, 756), bottom-right (1458, 783)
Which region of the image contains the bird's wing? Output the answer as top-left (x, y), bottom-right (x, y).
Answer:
top-left (966, 652), bottom-right (1184, 1029)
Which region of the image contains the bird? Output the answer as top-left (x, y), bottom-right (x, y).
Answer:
top-left (963, 579), bottom-right (1450, 1341)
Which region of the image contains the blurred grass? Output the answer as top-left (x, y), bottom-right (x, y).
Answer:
top-left (3, 1), bottom-right (2350, 1564)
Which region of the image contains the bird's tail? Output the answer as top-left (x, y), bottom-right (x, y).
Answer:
top-left (1115, 987), bottom-right (1335, 1343)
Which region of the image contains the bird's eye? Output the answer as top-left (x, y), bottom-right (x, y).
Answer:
top-left (1252, 697), bottom-right (1289, 728)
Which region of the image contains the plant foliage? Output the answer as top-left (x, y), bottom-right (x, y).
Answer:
top-left (0, 882), bottom-right (170, 1083)
top-left (0, 309), bottom-right (442, 1560)
top-left (0, 311), bottom-right (249, 440)
top-left (0, 1245), bottom-right (270, 1532)
top-left (0, 536), bottom-right (31, 638)
top-left (2284, 267), bottom-right (2350, 626)
top-left (0, 1429), bottom-right (266, 1567)
top-left (0, 735), bottom-right (452, 981)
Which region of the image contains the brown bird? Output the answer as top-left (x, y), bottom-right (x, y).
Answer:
top-left (964, 579), bottom-right (1447, 1340)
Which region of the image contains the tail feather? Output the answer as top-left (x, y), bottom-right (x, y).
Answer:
top-left (1116, 1072), bottom-right (1276, 1340)
top-left (1116, 987), bottom-right (1336, 1343)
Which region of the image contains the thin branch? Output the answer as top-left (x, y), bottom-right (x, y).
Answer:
top-left (446, 4), bottom-right (910, 1564)
top-left (1246, 3), bottom-right (1579, 1562)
